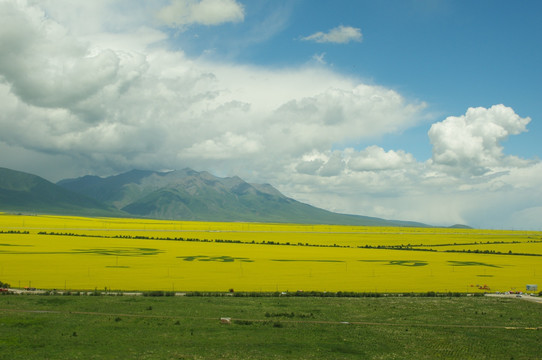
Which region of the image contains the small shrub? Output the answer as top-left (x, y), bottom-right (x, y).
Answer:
top-left (234, 320), bottom-right (253, 325)
top-left (143, 291), bottom-right (175, 297)
top-left (265, 312), bottom-right (295, 318)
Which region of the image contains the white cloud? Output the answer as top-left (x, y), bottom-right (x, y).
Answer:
top-left (279, 104), bottom-right (540, 228)
top-left (293, 146), bottom-right (416, 178)
top-left (318, 152), bottom-right (346, 177)
top-left (348, 146), bottom-right (415, 171)
top-left (0, 1), bottom-right (423, 176)
top-left (282, 146), bottom-right (541, 228)
top-left (296, 159), bottom-right (324, 175)
top-left (312, 52), bottom-right (326, 64)
top-left (184, 132), bottom-right (262, 159)
top-left (157, 0), bottom-right (244, 28)
top-left (428, 105), bottom-right (531, 175)
top-left (271, 85), bottom-right (425, 152)
top-left (301, 25), bottom-right (362, 44)
top-left (0, 1), bottom-right (118, 108)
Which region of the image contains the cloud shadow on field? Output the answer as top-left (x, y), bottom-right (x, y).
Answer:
top-left (447, 261), bottom-right (502, 268)
top-left (0, 243), bottom-right (32, 247)
top-left (177, 255), bottom-right (254, 262)
top-left (271, 259), bottom-right (344, 263)
top-left (105, 265), bottom-right (131, 268)
top-left (359, 260), bottom-right (428, 267)
top-left (0, 247), bottom-right (163, 256)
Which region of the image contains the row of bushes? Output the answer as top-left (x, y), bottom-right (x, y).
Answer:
top-left (32, 230), bottom-right (542, 255)
top-left (181, 290), bottom-right (487, 298)
top-left (4, 290), bottom-right (540, 297)
top-left (445, 249), bottom-right (542, 256)
top-left (142, 291), bottom-right (176, 297)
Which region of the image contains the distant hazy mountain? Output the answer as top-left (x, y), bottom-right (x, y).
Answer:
top-left (0, 167), bottom-right (120, 216)
top-left (58, 168), bottom-right (428, 226)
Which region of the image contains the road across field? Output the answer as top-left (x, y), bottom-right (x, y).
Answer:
top-left (485, 293), bottom-right (542, 304)
top-left (5, 288), bottom-right (542, 303)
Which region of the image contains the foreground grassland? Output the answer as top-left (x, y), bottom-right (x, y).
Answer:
top-left (1, 295), bottom-right (541, 359)
top-left (0, 214), bottom-right (541, 293)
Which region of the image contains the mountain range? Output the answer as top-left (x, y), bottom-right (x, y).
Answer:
top-left (0, 166), bottom-right (430, 227)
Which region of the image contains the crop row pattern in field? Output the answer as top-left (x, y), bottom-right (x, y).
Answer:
top-left (0, 214), bottom-right (540, 292)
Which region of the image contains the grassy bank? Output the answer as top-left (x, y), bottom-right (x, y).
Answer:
top-left (1, 294), bottom-right (540, 359)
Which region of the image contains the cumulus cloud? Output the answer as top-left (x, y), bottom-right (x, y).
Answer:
top-left (272, 85), bottom-right (425, 151)
top-left (296, 159), bottom-right (324, 175)
top-left (281, 104), bottom-right (540, 228)
top-left (301, 25), bottom-right (362, 44)
top-left (348, 146), bottom-right (415, 171)
top-left (184, 132), bottom-right (262, 159)
top-left (294, 146), bottom-right (416, 178)
top-left (157, 0), bottom-right (244, 28)
top-left (428, 105), bottom-right (531, 175)
top-left (0, 1), bottom-right (423, 175)
top-left (284, 144), bottom-right (541, 228)
top-left (318, 152), bottom-right (345, 177)
top-left (0, 1), bottom-right (120, 109)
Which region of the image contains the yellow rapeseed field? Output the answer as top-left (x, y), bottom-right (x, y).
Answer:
top-left (0, 214), bottom-right (540, 293)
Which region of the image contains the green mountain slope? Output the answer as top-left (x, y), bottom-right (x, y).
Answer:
top-left (58, 168), bottom-right (428, 226)
top-left (0, 167), bottom-right (121, 216)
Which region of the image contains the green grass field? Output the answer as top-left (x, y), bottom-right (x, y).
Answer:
top-left (1, 294), bottom-right (540, 359)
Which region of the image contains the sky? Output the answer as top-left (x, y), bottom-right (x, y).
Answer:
top-left (0, 0), bottom-right (541, 230)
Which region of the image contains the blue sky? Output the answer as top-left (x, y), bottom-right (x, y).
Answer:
top-left (0, 0), bottom-right (541, 229)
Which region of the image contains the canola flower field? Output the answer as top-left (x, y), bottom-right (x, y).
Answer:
top-left (0, 213), bottom-right (541, 293)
